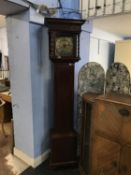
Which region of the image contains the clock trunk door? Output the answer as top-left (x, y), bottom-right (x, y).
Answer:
top-left (53, 63), bottom-right (74, 132)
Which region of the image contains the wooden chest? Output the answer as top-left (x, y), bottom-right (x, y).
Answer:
top-left (79, 93), bottom-right (100, 175)
top-left (80, 93), bottom-right (131, 175)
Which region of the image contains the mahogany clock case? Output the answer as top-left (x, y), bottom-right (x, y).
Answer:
top-left (45, 18), bottom-right (85, 167)
top-left (50, 63), bottom-right (77, 167)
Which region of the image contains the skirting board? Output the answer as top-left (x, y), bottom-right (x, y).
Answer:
top-left (14, 147), bottom-right (50, 168)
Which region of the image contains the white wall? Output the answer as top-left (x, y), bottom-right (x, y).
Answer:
top-left (91, 28), bottom-right (123, 43)
top-left (0, 27), bottom-right (9, 78)
top-left (7, 11), bottom-right (35, 158)
top-left (7, 11), bottom-right (53, 167)
top-left (0, 27), bottom-right (8, 56)
top-left (89, 28), bottom-right (123, 71)
top-left (30, 24), bottom-right (53, 157)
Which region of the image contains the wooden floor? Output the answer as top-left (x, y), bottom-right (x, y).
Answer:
top-left (0, 122), bottom-right (28, 175)
top-left (0, 122), bottom-right (80, 175)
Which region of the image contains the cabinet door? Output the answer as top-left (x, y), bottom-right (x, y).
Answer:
top-left (120, 105), bottom-right (131, 175)
top-left (120, 145), bottom-right (131, 175)
top-left (90, 100), bottom-right (121, 175)
top-left (90, 135), bottom-right (120, 175)
top-left (92, 101), bottom-right (123, 144)
top-left (121, 105), bottom-right (131, 144)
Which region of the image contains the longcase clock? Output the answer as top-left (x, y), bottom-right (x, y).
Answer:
top-left (45, 18), bottom-right (85, 167)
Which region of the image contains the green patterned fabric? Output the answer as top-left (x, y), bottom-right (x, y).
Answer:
top-left (106, 62), bottom-right (130, 95)
top-left (78, 62), bottom-right (105, 96)
top-left (77, 62), bottom-right (105, 132)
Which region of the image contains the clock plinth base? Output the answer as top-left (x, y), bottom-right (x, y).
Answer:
top-left (50, 130), bottom-right (77, 168)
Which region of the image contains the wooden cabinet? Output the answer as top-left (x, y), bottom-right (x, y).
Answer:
top-left (80, 93), bottom-right (131, 175)
top-left (80, 93), bottom-right (99, 175)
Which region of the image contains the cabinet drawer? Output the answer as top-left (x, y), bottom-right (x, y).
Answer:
top-left (92, 100), bottom-right (131, 144)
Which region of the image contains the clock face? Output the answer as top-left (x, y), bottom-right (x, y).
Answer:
top-left (55, 37), bottom-right (74, 58)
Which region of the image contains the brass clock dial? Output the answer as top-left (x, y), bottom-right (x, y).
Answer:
top-left (55, 37), bottom-right (73, 58)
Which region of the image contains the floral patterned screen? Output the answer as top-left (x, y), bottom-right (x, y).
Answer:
top-left (77, 62), bottom-right (105, 132)
top-left (105, 62), bottom-right (130, 95)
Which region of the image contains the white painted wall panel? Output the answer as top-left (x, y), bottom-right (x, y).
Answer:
top-left (0, 27), bottom-right (9, 78)
top-left (96, 0), bottom-right (104, 16)
top-left (89, 28), bottom-right (123, 71)
top-left (7, 11), bottom-right (35, 158)
top-left (80, 0), bottom-right (88, 18)
top-left (89, 38), bottom-right (112, 71)
top-left (80, 0), bottom-right (131, 18)
top-left (0, 27), bottom-right (8, 56)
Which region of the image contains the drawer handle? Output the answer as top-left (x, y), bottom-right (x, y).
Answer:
top-left (119, 108), bottom-right (130, 117)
